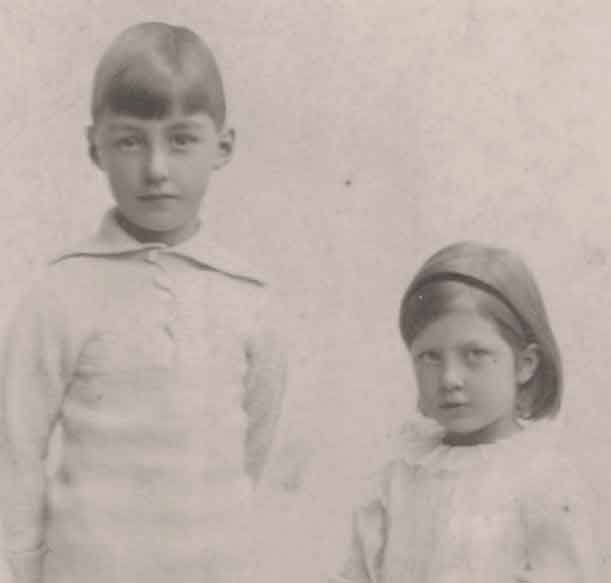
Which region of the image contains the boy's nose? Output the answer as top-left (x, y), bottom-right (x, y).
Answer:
top-left (145, 145), bottom-right (170, 183)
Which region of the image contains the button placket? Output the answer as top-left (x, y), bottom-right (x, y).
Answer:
top-left (147, 250), bottom-right (179, 342)
top-left (147, 248), bottom-right (160, 263)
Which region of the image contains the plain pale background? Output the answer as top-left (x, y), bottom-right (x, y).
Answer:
top-left (1, 1), bottom-right (611, 580)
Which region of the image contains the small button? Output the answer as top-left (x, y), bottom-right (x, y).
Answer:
top-left (155, 287), bottom-right (175, 302)
top-left (153, 273), bottom-right (173, 291)
top-left (162, 322), bottom-right (175, 338)
top-left (147, 248), bottom-right (160, 262)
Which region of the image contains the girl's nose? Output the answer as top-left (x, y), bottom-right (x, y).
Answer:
top-left (440, 358), bottom-right (465, 391)
top-left (145, 144), bottom-right (170, 183)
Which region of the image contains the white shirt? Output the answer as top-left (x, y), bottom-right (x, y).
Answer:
top-left (1, 209), bottom-right (287, 583)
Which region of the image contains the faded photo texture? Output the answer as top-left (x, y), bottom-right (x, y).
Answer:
top-left (1, 1), bottom-right (611, 581)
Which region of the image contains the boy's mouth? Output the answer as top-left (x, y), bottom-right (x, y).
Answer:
top-left (138, 193), bottom-right (179, 201)
top-left (439, 402), bottom-right (469, 409)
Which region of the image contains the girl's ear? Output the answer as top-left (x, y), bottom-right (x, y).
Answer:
top-left (86, 125), bottom-right (103, 169)
top-left (516, 343), bottom-right (539, 385)
top-left (214, 127), bottom-right (235, 170)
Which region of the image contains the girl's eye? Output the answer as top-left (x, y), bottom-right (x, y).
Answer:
top-left (170, 133), bottom-right (199, 148)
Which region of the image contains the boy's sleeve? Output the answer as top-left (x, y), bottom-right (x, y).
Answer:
top-left (522, 456), bottom-right (603, 583)
top-left (0, 281), bottom-right (75, 583)
top-left (242, 289), bottom-right (288, 485)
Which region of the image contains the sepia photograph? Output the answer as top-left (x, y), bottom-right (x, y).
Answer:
top-left (0, 1), bottom-right (610, 581)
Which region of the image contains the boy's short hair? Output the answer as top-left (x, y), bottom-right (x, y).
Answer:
top-left (91, 22), bottom-right (226, 128)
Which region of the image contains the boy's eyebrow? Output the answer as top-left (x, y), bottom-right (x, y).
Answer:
top-left (102, 118), bottom-right (210, 133)
top-left (167, 120), bottom-right (208, 131)
top-left (105, 121), bottom-right (145, 132)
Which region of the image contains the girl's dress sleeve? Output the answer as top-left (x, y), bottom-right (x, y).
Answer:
top-left (0, 280), bottom-right (76, 583)
top-left (243, 290), bottom-right (288, 485)
top-left (330, 473), bottom-right (388, 583)
top-left (521, 454), bottom-right (602, 583)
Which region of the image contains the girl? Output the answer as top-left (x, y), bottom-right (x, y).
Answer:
top-left (332, 241), bottom-right (600, 582)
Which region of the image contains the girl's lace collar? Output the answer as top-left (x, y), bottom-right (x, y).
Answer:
top-left (398, 416), bottom-right (562, 472)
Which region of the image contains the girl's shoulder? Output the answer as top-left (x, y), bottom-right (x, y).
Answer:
top-left (392, 417), bottom-right (576, 481)
top-left (506, 420), bottom-right (576, 475)
top-left (474, 420), bottom-right (589, 510)
top-left (514, 421), bottom-right (587, 498)
top-left (353, 417), bottom-right (446, 502)
top-left (353, 418), bottom-right (582, 508)
top-left (394, 416), bottom-right (447, 460)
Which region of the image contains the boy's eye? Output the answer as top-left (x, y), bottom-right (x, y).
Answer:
top-left (417, 350), bottom-right (442, 365)
top-left (170, 133), bottom-right (199, 148)
top-left (114, 135), bottom-right (142, 150)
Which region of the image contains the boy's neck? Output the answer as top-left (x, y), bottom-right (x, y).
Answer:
top-left (116, 212), bottom-right (200, 246)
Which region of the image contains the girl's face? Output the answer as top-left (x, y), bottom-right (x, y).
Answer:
top-left (410, 305), bottom-right (537, 446)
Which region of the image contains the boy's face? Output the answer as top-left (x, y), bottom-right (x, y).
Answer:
top-left (88, 109), bottom-right (234, 244)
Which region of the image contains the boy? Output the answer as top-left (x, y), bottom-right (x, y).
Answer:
top-left (1, 22), bottom-right (286, 583)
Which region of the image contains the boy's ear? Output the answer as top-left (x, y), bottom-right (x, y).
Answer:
top-left (86, 125), bottom-right (103, 169)
top-left (214, 127), bottom-right (235, 170)
top-left (516, 343), bottom-right (539, 385)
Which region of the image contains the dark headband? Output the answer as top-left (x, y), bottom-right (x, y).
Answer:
top-left (406, 271), bottom-right (532, 340)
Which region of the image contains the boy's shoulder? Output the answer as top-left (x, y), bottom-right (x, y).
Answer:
top-left (52, 237), bottom-right (268, 287)
top-left (172, 236), bottom-right (269, 287)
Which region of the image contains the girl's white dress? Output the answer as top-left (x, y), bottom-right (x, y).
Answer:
top-left (333, 420), bottom-right (601, 583)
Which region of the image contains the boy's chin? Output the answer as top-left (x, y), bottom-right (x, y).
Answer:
top-left (116, 212), bottom-right (198, 244)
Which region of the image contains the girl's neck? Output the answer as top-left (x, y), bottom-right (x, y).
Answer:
top-left (442, 418), bottom-right (522, 447)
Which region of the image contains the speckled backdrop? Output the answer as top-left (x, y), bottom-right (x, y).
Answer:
top-left (1, 1), bottom-right (611, 581)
